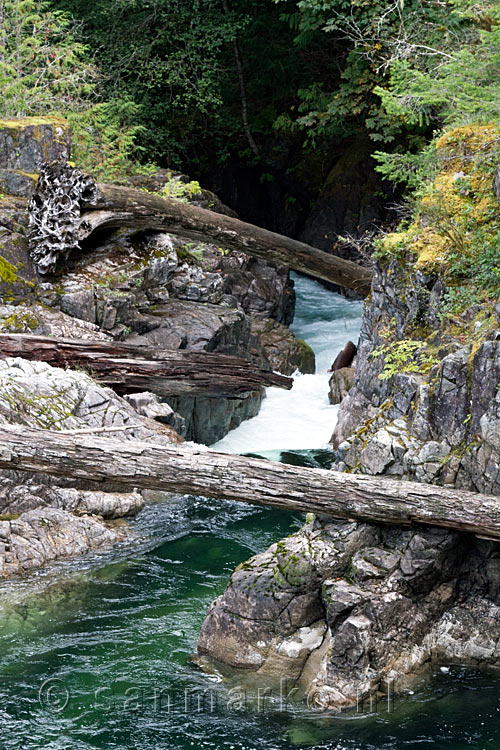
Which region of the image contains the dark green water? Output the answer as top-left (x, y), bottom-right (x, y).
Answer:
top-left (1, 488), bottom-right (500, 750)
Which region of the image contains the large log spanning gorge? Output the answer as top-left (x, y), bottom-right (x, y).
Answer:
top-left (1, 425), bottom-right (500, 541)
top-left (27, 162), bottom-right (373, 295)
top-left (0, 334), bottom-right (292, 397)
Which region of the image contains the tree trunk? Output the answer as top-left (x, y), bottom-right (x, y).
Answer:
top-left (1, 425), bottom-right (500, 541)
top-left (0, 333), bottom-right (292, 397)
top-left (28, 163), bottom-right (373, 295)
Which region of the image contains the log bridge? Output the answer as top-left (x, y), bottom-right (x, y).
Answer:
top-left (1, 425), bottom-right (500, 542)
top-left (0, 333), bottom-right (292, 398)
top-left (27, 162), bottom-right (373, 295)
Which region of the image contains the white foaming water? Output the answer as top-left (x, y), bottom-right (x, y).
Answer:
top-left (212, 273), bottom-right (363, 454)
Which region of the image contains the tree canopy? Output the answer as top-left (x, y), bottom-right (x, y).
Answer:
top-left (2, 0), bottom-right (499, 186)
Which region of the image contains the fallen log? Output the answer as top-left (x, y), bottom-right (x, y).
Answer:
top-left (28, 163), bottom-right (373, 296)
top-left (0, 333), bottom-right (292, 398)
top-left (1, 425), bottom-right (500, 541)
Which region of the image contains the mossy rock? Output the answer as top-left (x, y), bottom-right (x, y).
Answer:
top-left (297, 339), bottom-right (316, 374)
top-left (375, 122), bottom-right (500, 317)
top-left (0, 230), bottom-right (37, 303)
top-left (0, 117), bottom-right (71, 173)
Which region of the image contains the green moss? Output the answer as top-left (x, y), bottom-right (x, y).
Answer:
top-left (0, 255), bottom-right (18, 283)
top-left (0, 311), bottom-right (39, 332)
top-left (0, 116), bottom-right (67, 129)
top-left (0, 513), bottom-right (19, 521)
top-left (297, 339), bottom-right (315, 372)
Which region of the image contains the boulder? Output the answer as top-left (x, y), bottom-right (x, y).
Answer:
top-left (328, 366), bottom-right (355, 404)
top-left (196, 512), bottom-right (500, 709)
top-left (124, 391), bottom-right (186, 436)
top-left (330, 340), bottom-right (356, 371)
top-left (251, 318), bottom-right (315, 375)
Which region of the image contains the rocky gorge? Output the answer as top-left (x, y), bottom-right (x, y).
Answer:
top-left (0, 117), bottom-right (313, 576)
top-left (195, 124), bottom-right (500, 710)
top-left (3, 115), bottom-right (500, 724)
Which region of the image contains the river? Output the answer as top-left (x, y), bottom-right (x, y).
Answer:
top-left (1, 275), bottom-right (499, 749)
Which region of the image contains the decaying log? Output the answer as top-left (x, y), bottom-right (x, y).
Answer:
top-left (1, 425), bottom-right (500, 541)
top-left (28, 163), bottom-right (373, 295)
top-left (0, 333), bottom-right (292, 397)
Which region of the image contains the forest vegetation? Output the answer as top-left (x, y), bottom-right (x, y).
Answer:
top-left (0, 0), bottom-right (499, 319)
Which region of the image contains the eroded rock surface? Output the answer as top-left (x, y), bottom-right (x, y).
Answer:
top-left (0, 508), bottom-right (117, 578)
top-left (0, 356), bottom-right (181, 443)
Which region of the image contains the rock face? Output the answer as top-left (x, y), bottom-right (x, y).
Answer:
top-left (251, 319), bottom-right (315, 376)
top-left (196, 512), bottom-right (500, 709)
top-left (328, 366), bottom-right (355, 405)
top-left (0, 215), bottom-right (37, 304)
top-left (0, 356), bottom-right (181, 444)
top-left (0, 117), bottom-right (71, 173)
top-left (331, 260), bottom-right (500, 494)
top-left (0, 303), bottom-right (112, 338)
top-left (0, 482), bottom-right (144, 519)
top-left (297, 139), bottom-right (396, 296)
top-left (0, 117), bottom-right (71, 198)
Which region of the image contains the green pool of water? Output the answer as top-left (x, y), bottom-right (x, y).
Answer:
top-left (1, 476), bottom-right (500, 750)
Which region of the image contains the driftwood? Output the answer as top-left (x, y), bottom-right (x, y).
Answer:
top-left (28, 163), bottom-right (373, 295)
top-left (1, 425), bottom-right (500, 541)
top-left (0, 333), bottom-right (292, 398)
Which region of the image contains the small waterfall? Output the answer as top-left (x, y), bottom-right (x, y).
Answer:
top-left (212, 273), bottom-right (363, 456)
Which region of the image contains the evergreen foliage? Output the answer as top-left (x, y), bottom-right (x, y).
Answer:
top-left (0, 0), bottom-right (95, 116)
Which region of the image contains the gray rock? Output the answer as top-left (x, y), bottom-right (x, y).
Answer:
top-left (196, 515), bottom-right (488, 709)
top-left (251, 318), bottom-right (315, 375)
top-left (0, 507), bottom-right (116, 578)
top-left (0, 168), bottom-right (37, 198)
top-left (0, 482), bottom-right (143, 519)
top-left (124, 391), bottom-right (186, 436)
top-left (0, 117), bottom-right (71, 172)
top-left (360, 429), bottom-right (394, 474)
top-left (0, 303), bottom-right (111, 339)
top-left (0, 226), bottom-right (37, 303)
top-left (330, 388), bottom-right (377, 448)
top-left (328, 367), bottom-right (355, 404)
top-left (0, 357), bottom-right (182, 444)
